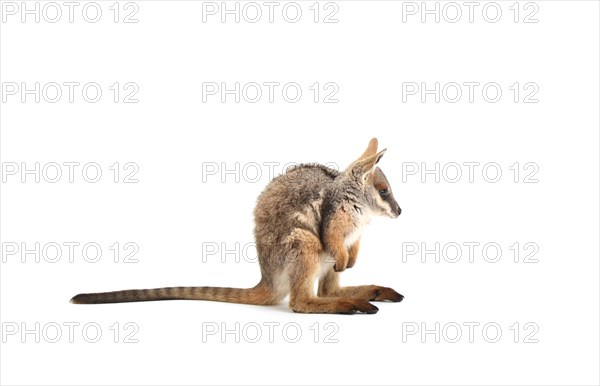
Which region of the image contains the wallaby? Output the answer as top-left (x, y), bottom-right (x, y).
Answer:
top-left (71, 138), bottom-right (404, 314)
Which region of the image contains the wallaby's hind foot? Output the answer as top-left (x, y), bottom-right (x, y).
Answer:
top-left (336, 285), bottom-right (404, 302)
top-left (318, 269), bottom-right (404, 302)
top-left (291, 297), bottom-right (379, 315)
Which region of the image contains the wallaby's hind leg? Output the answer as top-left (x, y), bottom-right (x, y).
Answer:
top-left (286, 229), bottom-right (379, 314)
top-left (318, 268), bottom-right (404, 302)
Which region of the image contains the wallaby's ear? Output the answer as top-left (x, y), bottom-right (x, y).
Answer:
top-left (349, 148), bottom-right (387, 179)
top-left (358, 138), bottom-right (379, 161)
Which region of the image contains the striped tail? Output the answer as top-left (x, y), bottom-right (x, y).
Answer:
top-left (70, 283), bottom-right (276, 305)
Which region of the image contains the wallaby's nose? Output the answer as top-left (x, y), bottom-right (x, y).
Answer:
top-left (397, 207), bottom-right (402, 216)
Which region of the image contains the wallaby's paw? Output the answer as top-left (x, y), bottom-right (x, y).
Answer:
top-left (371, 287), bottom-right (404, 302)
top-left (333, 259), bottom-right (348, 272)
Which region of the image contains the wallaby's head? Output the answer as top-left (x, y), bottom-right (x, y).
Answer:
top-left (345, 138), bottom-right (401, 218)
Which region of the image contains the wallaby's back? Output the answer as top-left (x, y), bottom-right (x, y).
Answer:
top-left (254, 163), bottom-right (339, 241)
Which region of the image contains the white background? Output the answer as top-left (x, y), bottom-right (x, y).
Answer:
top-left (1, 1), bottom-right (599, 385)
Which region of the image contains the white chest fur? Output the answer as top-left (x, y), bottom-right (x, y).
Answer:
top-left (343, 209), bottom-right (373, 248)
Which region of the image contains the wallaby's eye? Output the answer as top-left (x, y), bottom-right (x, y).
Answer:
top-left (379, 189), bottom-right (389, 198)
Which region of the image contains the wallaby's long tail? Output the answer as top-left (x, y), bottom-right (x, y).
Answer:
top-left (70, 283), bottom-right (275, 305)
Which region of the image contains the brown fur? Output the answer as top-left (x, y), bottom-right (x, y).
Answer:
top-left (71, 138), bottom-right (404, 314)
top-left (347, 240), bottom-right (360, 268)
